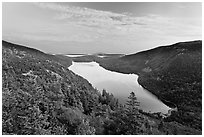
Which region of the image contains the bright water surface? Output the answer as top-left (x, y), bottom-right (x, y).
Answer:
top-left (69, 61), bottom-right (170, 113)
top-left (65, 54), bottom-right (85, 57)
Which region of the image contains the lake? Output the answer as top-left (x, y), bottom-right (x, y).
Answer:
top-left (65, 54), bottom-right (86, 57)
top-left (68, 61), bottom-right (170, 114)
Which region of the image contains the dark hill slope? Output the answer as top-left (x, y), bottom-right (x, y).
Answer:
top-left (2, 41), bottom-right (72, 67)
top-left (2, 41), bottom-right (101, 134)
top-left (99, 40), bottom-right (201, 74)
top-left (122, 40), bottom-right (201, 73)
top-left (99, 40), bottom-right (202, 130)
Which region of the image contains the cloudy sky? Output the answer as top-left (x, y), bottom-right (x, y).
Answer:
top-left (2, 2), bottom-right (202, 54)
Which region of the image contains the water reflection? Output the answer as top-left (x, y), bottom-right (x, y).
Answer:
top-left (69, 62), bottom-right (170, 113)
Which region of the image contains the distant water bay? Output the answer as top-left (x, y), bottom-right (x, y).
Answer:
top-left (69, 61), bottom-right (170, 113)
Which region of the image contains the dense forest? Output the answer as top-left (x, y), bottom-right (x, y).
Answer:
top-left (96, 40), bottom-right (202, 132)
top-left (2, 40), bottom-right (201, 135)
top-left (138, 42), bottom-right (202, 130)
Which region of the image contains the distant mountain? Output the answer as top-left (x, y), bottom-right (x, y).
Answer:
top-left (61, 52), bottom-right (124, 62)
top-left (99, 40), bottom-right (202, 130)
top-left (99, 40), bottom-right (201, 74)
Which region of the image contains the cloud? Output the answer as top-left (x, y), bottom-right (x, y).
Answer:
top-left (4, 31), bottom-right (99, 43)
top-left (34, 2), bottom-right (145, 27)
top-left (4, 2), bottom-right (201, 51)
top-left (34, 3), bottom-right (201, 37)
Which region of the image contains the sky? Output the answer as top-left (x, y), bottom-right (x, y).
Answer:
top-left (2, 2), bottom-right (202, 54)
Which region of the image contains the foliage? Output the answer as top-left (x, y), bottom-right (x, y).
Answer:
top-left (2, 41), bottom-right (97, 135)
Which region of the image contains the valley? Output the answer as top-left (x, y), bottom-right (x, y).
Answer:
top-left (67, 40), bottom-right (202, 131)
top-left (2, 40), bottom-right (202, 135)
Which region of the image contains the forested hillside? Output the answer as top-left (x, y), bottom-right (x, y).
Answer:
top-left (98, 40), bottom-right (202, 131)
top-left (2, 40), bottom-right (100, 134)
top-left (2, 41), bottom-right (201, 135)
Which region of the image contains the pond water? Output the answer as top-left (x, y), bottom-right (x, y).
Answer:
top-left (65, 54), bottom-right (86, 57)
top-left (68, 61), bottom-right (170, 114)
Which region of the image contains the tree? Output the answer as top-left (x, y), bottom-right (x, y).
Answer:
top-left (104, 92), bottom-right (143, 135)
top-left (125, 91), bottom-right (143, 134)
top-left (126, 92), bottom-right (140, 115)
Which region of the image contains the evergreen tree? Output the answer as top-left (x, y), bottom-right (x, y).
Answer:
top-left (126, 92), bottom-right (140, 115)
top-left (125, 91), bottom-right (143, 134)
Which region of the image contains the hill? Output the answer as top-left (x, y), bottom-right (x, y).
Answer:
top-left (2, 40), bottom-right (111, 134)
top-left (98, 40), bottom-right (202, 130)
top-left (2, 41), bottom-right (73, 67)
top-left (99, 40), bottom-right (201, 74)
